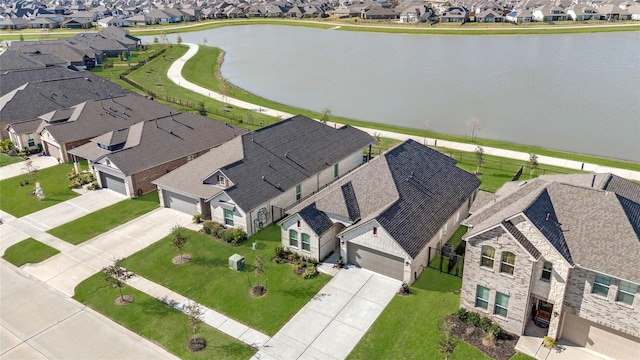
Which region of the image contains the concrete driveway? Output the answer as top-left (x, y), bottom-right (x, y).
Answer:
top-left (0, 155), bottom-right (59, 181)
top-left (1, 260), bottom-right (178, 360)
top-left (22, 208), bottom-right (197, 296)
top-left (254, 266), bottom-right (401, 360)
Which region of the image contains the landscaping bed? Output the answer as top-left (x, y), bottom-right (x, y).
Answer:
top-left (446, 314), bottom-right (519, 360)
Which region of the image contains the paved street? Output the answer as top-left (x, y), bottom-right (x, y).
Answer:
top-left (0, 261), bottom-right (178, 360)
top-left (0, 155), bottom-right (59, 181)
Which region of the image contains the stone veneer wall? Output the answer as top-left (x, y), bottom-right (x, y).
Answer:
top-left (460, 226), bottom-right (534, 335)
top-left (511, 215), bottom-right (571, 339)
top-left (563, 267), bottom-right (640, 339)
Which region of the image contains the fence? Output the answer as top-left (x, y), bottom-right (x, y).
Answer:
top-left (447, 152), bottom-right (569, 177)
top-left (427, 244), bottom-right (465, 278)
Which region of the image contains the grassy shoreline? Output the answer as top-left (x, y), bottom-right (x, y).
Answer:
top-left (180, 44), bottom-right (640, 171)
top-left (1, 18), bottom-right (639, 41)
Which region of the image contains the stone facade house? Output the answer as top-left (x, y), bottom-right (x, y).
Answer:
top-left (153, 115), bottom-right (373, 236)
top-left (460, 174), bottom-right (640, 359)
top-left (279, 140), bottom-right (480, 283)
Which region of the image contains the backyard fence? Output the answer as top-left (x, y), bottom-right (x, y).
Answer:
top-left (427, 243), bottom-right (465, 278)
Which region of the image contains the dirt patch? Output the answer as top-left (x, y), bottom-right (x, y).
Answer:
top-left (188, 336), bottom-right (206, 352)
top-left (115, 294), bottom-right (134, 305)
top-left (250, 285), bottom-right (266, 297)
top-left (172, 254), bottom-right (192, 265)
top-left (446, 315), bottom-right (519, 360)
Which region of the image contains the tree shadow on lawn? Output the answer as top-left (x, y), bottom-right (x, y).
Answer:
top-left (273, 287), bottom-right (319, 300)
top-left (141, 297), bottom-right (176, 316)
top-left (411, 267), bottom-right (462, 294)
top-left (213, 341), bottom-right (257, 355)
top-left (191, 256), bottom-right (229, 268)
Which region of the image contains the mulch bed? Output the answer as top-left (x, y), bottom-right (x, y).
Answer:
top-left (446, 315), bottom-right (519, 360)
top-left (115, 294), bottom-right (134, 306)
top-left (250, 285), bottom-right (266, 297)
top-left (188, 336), bottom-right (206, 352)
top-left (172, 254), bottom-right (192, 265)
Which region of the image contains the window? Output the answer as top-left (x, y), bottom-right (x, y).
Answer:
top-left (295, 184), bottom-right (301, 201)
top-left (494, 292), bottom-right (510, 317)
top-left (302, 233), bottom-right (310, 251)
top-left (475, 285), bottom-right (490, 310)
top-left (217, 175), bottom-right (226, 187)
top-left (223, 208), bottom-right (234, 226)
top-left (500, 252), bottom-right (516, 275)
top-left (297, 220), bottom-right (301, 228)
top-left (616, 280), bottom-right (638, 305)
top-left (481, 246), bottom-right (495, 269)
top-left (187, 155), bottom-right (194, 161)
top-left (373, 227), bottom-right (378, 235)
top-left (541, 261), bottom-right (553, 281)
top-left (27, 134), bottom-right (35, 147)
top-left (592, 274), bottom-right (611, 296)
top-left (289, 229), bottom-right (298, 247)
top-left (334, 163), bottom-right (339, 178)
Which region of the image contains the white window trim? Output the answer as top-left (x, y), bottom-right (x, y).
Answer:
top-left (616, 280), bottom-right (637, 305)
top-left (592, 274), bottom-right (611, 296)
top-left (541, 261), bottom-right (552, 282)
top-left (289, 229), bottom-right (298, 247)
top-left (480, 246), bottom-right (495, 269)
top-left (500, 252), bottom-right (516, 276)
top-left (301, 233), bottom-right (310, 252)
top-left (475, 285), bottom-right (490, 310)
top-left (494, 292), bottom-right (510, 318)
top-left (223, 208), bottom-right (234, 226)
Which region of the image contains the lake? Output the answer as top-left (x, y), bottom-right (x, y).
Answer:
top-left (140, 26), bottom-right (640, 162)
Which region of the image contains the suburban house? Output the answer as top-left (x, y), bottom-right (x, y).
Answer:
top-left (439, 6), bottom-right (470, 22)
top-left (153, 115), bottom-right (374, 236)
top-left (26, 92), bottom-right (209, 161)
top-left (279, 140), bottom-right (480, 283)
top-left (459, 173), bottom-right (640, 359)
top-left (0, 72), bottom-right (128, 139)
top-left (67, 108), bottom-right (246, 198)
top-left (6, 118), bottom-right (43, 152)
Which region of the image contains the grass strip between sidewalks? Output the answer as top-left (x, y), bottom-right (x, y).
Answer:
top-left (48, 191), bottom-right (160, 245)
top-left (2, 238), bottom-right (60, 267)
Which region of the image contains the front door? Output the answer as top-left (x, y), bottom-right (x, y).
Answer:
top-left (534, 299), bottom-right (554, 328)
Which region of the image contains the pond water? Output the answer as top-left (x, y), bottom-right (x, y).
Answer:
top-left (141, 26), bottom-right (640, 161)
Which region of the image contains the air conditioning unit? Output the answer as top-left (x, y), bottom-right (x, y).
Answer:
top-left (229, 253), bottom-right (245, 271)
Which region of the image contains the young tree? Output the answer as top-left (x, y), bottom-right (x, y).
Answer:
top-left (176, 34), bottom-right (183, 44)
top-left (171, 225), bottom-right (188, 260)
top-left (466, 116), bottom-right (483, 142)
top-left (196, 101), bottom-right (207, 116)
top-left (22, 159), bottom-right (39, 183)
top-left (320, 107), bottom-right (332, 124)
top-left (153, 36), bottom-right (159, 44)
top-left (185, 301), bottom-right (206, 352)
top-left (528, 153), bottom-right (539, 178)
top-left (203, 36), bottom-right (208, 46)
top-left (475, 146), bottom-right (485, 174)
top-left (103, 258), bottom-right (136, 303)
top-left (219, 77), bottom-right (230, 105)
top-left (439, 319), bottom-right (457, 360)
top-left (254, 254), bottom-right (265, 288)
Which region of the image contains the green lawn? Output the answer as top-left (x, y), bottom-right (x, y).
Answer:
top-left (2, 238), bottom-right (60, 267)
top-left (348, 267), bottom-right (489, 359)
top-left (121, 225), bottom-right (330, 336)
top-left (48, 191), bottom-right (160, 245)
top-left (509, 353), bottom-right (536, 360)
top-left (0, 162), bottom-right (81, 217)
top-left (73, 273), bottom-right (255, 360)
top-left (0, 153), bottom-right (24, 167)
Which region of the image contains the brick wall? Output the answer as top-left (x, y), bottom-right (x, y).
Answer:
top-left (131, 151), bottom-right (208, 196)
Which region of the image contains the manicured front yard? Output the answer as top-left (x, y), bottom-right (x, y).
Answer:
top-left (0, 163), bottom-right (81, 217)
top-left (349, 267), bottom-right (488, 359)
top-left (74, 273), bottom-right (255, 360)
top-left (0, 153), bottom-right (24, 167)
top-left (121, 225), bottom-right (330, 336)
top-left (2, 238), bottom-right (60, 267)
top-left (48, 191), bottom-right (160, 245)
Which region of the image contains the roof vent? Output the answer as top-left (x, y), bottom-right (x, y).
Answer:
top-left (262, 176), bottom-right (265, 181)
top-left (546, 213), bottom-right (550, 221)
top-left (284, 153), bottom-right (288, 158)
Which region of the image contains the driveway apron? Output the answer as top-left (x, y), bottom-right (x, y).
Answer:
top-left (254, 266), bottom-right (400, 360)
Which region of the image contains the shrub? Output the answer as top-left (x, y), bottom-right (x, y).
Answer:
top-left (455, 307), bottom-right (470, 322)
top-left (202, 220), bottom-right (224, 236)
top-left (399, 282), bottom-right (412, 295)
top-left (479, 316), bottom-right (493, 332)
top-left (482, 332), bottom-right (496, 347)
top-left (303, 265), bottom-right (317, 279)
top-left (543, 336), bottom-right (555, 348)
top-left (87, 181), bottom-right (100, 191)
top-left (467, 311), bottom-right (481, 327)
top-left (274, 246), bottom-right (288, 259)
top-left (488, 323), bottom-right (503, 338)
top-left (228, 228), bottom-right (247, 244)
top-left (192, 213), bottom-right (203, 224)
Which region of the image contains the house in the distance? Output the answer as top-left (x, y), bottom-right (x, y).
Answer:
top-left (153, 115), bottom-right (374, 235)
top-left (460, 173), bottom-right (640, 359)
top-left (279, 140), bottom-right (480, 283)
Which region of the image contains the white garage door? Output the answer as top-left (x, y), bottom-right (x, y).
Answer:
top-left (561, 312), bottom-right (640, 359)
top-left (347, 243), bottom-right (404, 281)
top-left (163, 190), bottom-right (198, 215)
top-left (100, 172), bottom-right (126, 195)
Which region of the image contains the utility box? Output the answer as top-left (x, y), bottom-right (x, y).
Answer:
top-left (229, 254), bottom-right (245, 271)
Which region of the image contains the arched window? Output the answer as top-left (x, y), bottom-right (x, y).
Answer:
top-left (302, 233), bottom-right (310, 251)
top-left (289, 229), bottom-right (298, 247)
top-left (500, 252), bottom-right (516, 275)
top-left (481, 246), bottom-right (495, 268)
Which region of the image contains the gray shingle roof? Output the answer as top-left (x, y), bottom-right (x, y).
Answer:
top-left (298, 203), bottom-right (334, 236)
top-left (153, 116), bottom-right (373, 208)
top-left (291, 139), bottom-right (480, 259)
top-left (6, 118), bottom-right (43, 134)
top-left (604, 174), bottom-right (640, 204)
top-left (220, 115), bottom-right (374, 211)
top-left (522, 189), bottom-right (570, 262)
top-left (0, 67), bottom-right (80, 97)
top-left (342, 182), bottom-right (360, 221)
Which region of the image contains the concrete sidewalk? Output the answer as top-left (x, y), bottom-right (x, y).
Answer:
top-left (0, 155), bottom-right (59, 181)
top-left (253, 266), bottom-right (400, 360)
top-left (126, 275), bottom-right (271, 350)
top-left (170, 43), bottom-right (640, 181)
top-left (22, 208), bottom-right (196, 296)
top-left (1, 261), bottom-right (178, 360)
